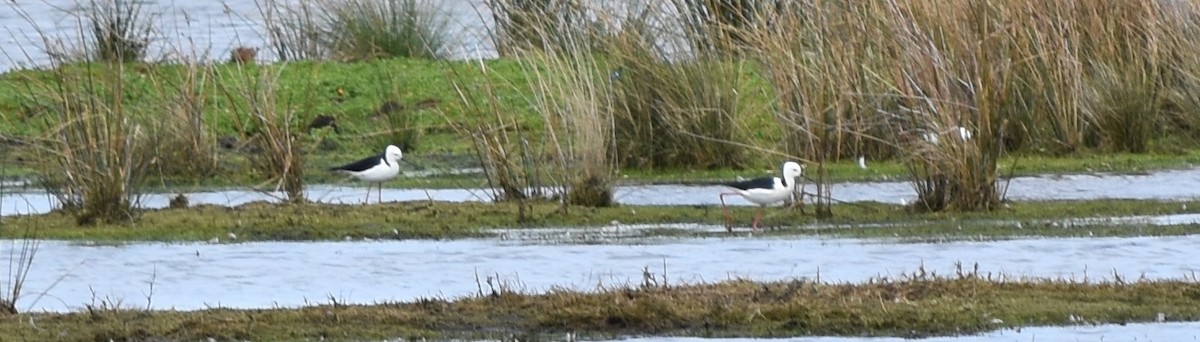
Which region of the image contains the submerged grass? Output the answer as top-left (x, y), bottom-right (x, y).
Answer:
top-left (2, 276), bottom-right (1198, 340)
top-left (4, 199), bottom-right (1200, 242)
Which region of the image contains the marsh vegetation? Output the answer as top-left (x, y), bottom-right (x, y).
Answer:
top-left (2, 0), bottom-right (1200, 339)
top-left (3, 0), bottom-right (1199, 222)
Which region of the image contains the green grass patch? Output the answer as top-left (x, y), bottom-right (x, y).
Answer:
top-left (3, 58), bottom-right (1200, 191)
top-left (2, 276), bottom-right (1198, 340)
top-left (4, 199), bottom-right (1200, 242)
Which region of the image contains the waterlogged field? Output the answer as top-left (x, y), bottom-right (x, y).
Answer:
top-left (4, 0), bottom-right (1200, 341)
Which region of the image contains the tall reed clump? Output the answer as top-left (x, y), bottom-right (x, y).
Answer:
top-left (257, 0), bottom-right (449, 61)
top-left (980, 1), bottom-right (1086, 154)
top-left (486, 0), bottom-right (602, 56)
top-left (745, 2), bottom-right (901, 216)
top-left (26, 63), bottom-right (153, 224)
top-left (603, 7), bottom-right (748, 170)
top-left (86, 0), bottom-right (152, 63)
top-left (143, 60), bottom-right (221, 180)
top-left (257, 0), bottom-right (329, 61)
top-left (748, 1), bottom-right (1015, 212)
top-left (216, 64), bottom-right (307, 203)
top-left (449, 60), bottom-right (546, 209)
top-left (516, 43), bottom-right (616, 207)
top-left (1160, 1), bottom-right (1200, 149)
top-left (882, 1), bottom-right (1017, 212)
top-left (1075, 1), bottom-right (1169, 153)
top-left (10, 0), bottom-right (184, 224)
top-left (672, 0), bottom-right (777, 56)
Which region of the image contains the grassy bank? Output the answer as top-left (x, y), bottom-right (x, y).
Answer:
top-left (3, 199), bottom-right (1200, 242)
top-left (3, 276), bottom-right (1197, 341)
top-left (2, 57), bottom-right (1200, 190)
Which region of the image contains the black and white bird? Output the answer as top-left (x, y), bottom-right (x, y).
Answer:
top-left (329, 144), bottom-right (405, 204)
top-left (718, 161), bottom-right (806, 233)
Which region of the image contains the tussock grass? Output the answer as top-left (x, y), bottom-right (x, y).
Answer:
top-left (23, 62), bottom-right (152, 225)
top-left (448, 58), bottom-right (547, 207)
top-left (257, 0), bottom-right (450, 62)
top-left (884, 1), bottom-right (1008, 212)
top-left (214, 64), bottom-right (308, 203)
top-left (3, 275), bottom-right (1199, 340)
top-left (486, 0), bottom-right (602, 56)
top-left (1078, 1), bottom-right (1168, 154)
top-left (143, 60), bottom-right (221, 180)
top-left (323, 0), bottom-right (450, 61)
top-left (673, 0), bottom-right (778, 56)
top-left (745, 1), bottom-right (898, 216)
top-left (517, 48), bottom-right (616, 207)
top-left (257, 0), bottom-right (328, 61)
top-left (603, 5), bottom-right (749, 170)
top-left (459, 1), bottom-right (752, 208)
top-left (85, 0), bottom-right (153, 63)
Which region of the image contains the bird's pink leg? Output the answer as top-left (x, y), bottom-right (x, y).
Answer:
top-left (752, 206), bottom-right (764, 232)
top-left (377, 182), bottom-right (383, 203)
top-left (365, 183), bottom-right (374, 204)
top-left (719, 193), bottom-right (737, 232)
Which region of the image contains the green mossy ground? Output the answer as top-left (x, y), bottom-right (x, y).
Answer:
top-left (4, 199), bottom-right (1199, 242)
top-left (3, 277), bottom-right (1196, 341)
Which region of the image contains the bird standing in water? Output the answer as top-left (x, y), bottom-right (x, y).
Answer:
top-left (718, 161), bottom-right (806, 233)
top-left (329, 144), bottom-right (405, 204)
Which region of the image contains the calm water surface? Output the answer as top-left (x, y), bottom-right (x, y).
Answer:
top-left (3, 234), bottom-right (1197, 313)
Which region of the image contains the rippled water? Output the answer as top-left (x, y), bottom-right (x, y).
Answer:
top-left (3, 234), bottom-right (1197, 313)
top-left (0, 0), bottom-right (493, 71)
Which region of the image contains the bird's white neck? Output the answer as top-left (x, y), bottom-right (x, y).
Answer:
top-left (781, 176), bottom-right (797, 190)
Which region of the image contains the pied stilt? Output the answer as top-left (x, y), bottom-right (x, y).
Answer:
top-left (718, 161), bottom-right (805, 233)
top-left (922, 126), bottom-right (972, 145)
top-left (329, 144), bottom-right (405, 204)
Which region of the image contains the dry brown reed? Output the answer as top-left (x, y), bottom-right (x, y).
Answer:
top-left (143, 60), bottom-right (221, 180)
top-left (601, 4), bottom-right (749, 170)
top-left (671, 0), bottom-right (779, 56)
top-left (734, 0), bottom-right (1200, 212)
top-left (257, 0), bottom-right (450, 62)
top-left (447, 59), bottom-right (547, 211)
top-left (486, 0), bottom-right (603, 56)
top-left (515, 42), bottom-right (616, 207)
top-left (746, 2), bottom-right (916, 216)
top-left (30, 63), bottom-right (152, 224)
top-left (214, 64), bottom-right (307, 203)
top-left (257, 0), bottom-right (330, 61)
top-left (86, 0), bottom-right (153, 63)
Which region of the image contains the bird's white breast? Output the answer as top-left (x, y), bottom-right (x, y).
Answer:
top-left (356, 158), bottom-right (401, 182)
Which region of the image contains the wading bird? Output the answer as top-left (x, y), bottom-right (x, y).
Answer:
top-left (329, 144), bottom-right (405, 204)
top-left (718, 161), bottom-right (805, 233)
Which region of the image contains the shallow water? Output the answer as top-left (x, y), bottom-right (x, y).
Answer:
top-left (4, 167), bottom-right (1200, 217)
top-left (602, 321), bottom-right (1200, 341)
top-left (3, 234), bottom-right (1197, 313)
top-left (0, 0), bottom-right (493, 71)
